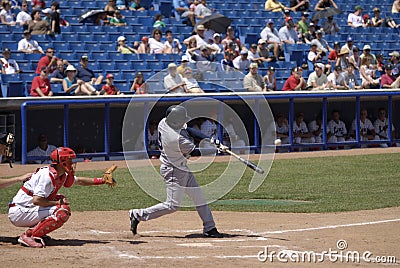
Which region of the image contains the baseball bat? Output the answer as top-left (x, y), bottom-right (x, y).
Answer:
top-left (225, 149), bottom-right (265, 174)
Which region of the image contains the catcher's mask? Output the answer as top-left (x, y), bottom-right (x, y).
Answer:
top-left (50, 147), bottom-right (76, 173)
top-left (165, 105), bottom-right (191, 130)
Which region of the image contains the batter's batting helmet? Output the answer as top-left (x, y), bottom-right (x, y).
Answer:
top-left (165, 105), bottom-right (191, 130)
top-left (50, 147), bottom-right (76, 173)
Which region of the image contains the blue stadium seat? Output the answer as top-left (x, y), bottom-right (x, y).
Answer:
top-left (1, 81), bottom-right (25, 97)
top-left (20, 73), bottom-right (36, 83)
top-left (51, 83), bottom-right (68, 96)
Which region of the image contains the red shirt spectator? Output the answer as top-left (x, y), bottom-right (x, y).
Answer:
top-left (102, 84), bottom-right (118, 95)
top-left (35, 48), bottom-right (58, 74)
top-left (282, 67), bottom-right (306, 91)
top-left (101, 74), bottom-right (122, 95)
top-left (31, 67), bottom-right (52, 97)
top-left (32, 0), bottom-right (46, 9)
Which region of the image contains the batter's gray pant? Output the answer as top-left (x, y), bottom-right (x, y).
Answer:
top-left (132, 164), bottom-right (216, 232)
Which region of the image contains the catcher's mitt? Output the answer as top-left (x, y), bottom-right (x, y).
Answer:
top-left (103, 164), bottom-right (117, 188)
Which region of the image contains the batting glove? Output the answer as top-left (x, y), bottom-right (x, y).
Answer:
top-left (210, 137), bottom-right (229, 152)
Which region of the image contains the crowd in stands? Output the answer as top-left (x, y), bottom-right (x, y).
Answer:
top-left (0, 0), bottom-right (400, 96)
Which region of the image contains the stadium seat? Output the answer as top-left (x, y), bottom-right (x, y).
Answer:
top-left (1, 81), bottom-right (25, 97)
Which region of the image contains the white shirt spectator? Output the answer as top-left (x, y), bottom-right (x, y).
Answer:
top-left (278, 26), bottom-right (298, 44)
top-left (149, 38), bottom-right (165, 54)
top-left (0, 9), bottom-right (14, 24)
top-left (163, 73), bottom-right (185, 93)
top-left (16, 10), bottom-right (31, 25)
top-left (260, 27), bottom-right (281, 43)
top-left (182, 77), bottom-right (200, 90)
top-left (195, 3), bottom-right (212, 18)
top-left (0, 57), bottom-right (20, 74)
top-left (18, 38), bottom-right (43, 53)
top-left (348, 13), bottom-right (363, 28)
top-left (307, 71), bottom-right (328, 87)
top-left (164, 38), bottom-right (182, 54)
top-left (327, 72), bottom-right (345, 86)
top-left (232, 56), bottom-right (251, 71)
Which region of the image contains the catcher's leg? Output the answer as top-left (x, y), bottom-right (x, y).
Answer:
top-left (19, 205), bottom-right (71, 248)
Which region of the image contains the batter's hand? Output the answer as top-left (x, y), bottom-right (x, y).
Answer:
top-left (210, 137), bottom-right (228, 153)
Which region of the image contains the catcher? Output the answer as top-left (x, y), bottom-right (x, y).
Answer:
top-left (8, 147), bottom-right (117, 248)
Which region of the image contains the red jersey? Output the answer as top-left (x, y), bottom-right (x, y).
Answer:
top-left (31, 76), bottom-right (51, 96)
top-left (102, 84), bottom-right (117, 95)
top-left (36, 56), bottom-right (58, 74)
top-left (282, 75), bottom-right (304, 91)
top-left (328, 50), bottom-right (338, 61)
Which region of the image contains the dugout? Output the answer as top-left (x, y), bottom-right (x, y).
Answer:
top-left (0, 90), bottom-right (399, 164)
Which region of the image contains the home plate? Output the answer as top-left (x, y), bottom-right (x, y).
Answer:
top-left (177, 243), bottom-right (213, 247)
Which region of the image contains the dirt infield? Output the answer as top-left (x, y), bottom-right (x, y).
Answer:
top-left (1, 148), bottom-right (399, 267)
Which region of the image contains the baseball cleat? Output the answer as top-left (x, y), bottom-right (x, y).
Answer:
top-left (129, 209), bottom-right (139, 235)
top-left (203, 228), bottom-right (223, 238)
top-left (18, 233), bottom-right (44, 248)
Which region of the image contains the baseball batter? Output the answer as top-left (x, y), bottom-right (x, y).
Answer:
top-left (8, 147), bottom-right (116, 248)
top-left (129, 105), bottom-right (223, 238)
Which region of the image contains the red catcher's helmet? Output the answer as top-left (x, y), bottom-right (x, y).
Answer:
top-left (50, 147), bottom-right (76, 173)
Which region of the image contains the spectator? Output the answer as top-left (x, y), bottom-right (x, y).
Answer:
top-left (389, 51), bottom-right (400, 77)
top-left (42, 8), bottom-right (52, 25)
top-left (30, 66), bottom-right (53, 97)
top-left (376, 53), bottom-right (385, 74)
top-left (360, 56), bottom-right (380, 89)
top-left (63, 65), bottom-right (99, 96)
top-left (362, 14), bottom-right (372, 27)
top-left (312, 29), bottom-right (333, 55)
top-left (297, 12), bottom-right (310, 36)
top-left (137, 36), bottom-right (150, 54)
top-left (134, 120), bottom-right (159, 158)
top-left (341, 36), bottom-right (357, 57)
top-left (49, 1), bottom-right (61, 34)
top-left (116, 0), bottom-right (128, 10)
top-left (257, 39), bottom-right (271, 61)
top-left (130, 72), bottom-right (147, 94)
top-left (149, 28), bottom-right (165, 54)
top-left (260, 19), bottom-right (283, 60)
top-left (195, 0), bottom-right (213, 20)
top-left (233, 50), bottom-right (251, 72)
top-left (263, 66), bottom-right (277, 91)
top-left (101, 74), bottom-right (123, 95)
top-left (374, 108), bottom-right (396, 147)
top-left (371, 7), bottom-right (385, 27)
top-left (221, 26), bottom-right (242, 54)
top-left (274, 112), bottom-right (289, 144)
top-left (18, 30), bottom-right (44, 54)
top-left (16, 1), bottom-right (31, 29)
top-left (94, 11), bottom-right (109, 26)
top-left (35, 47), bottom-right (61, 75)
top-left (310, 18), bottom-right (322, 31)
top-left (393, 0), bottom-right (400, 13)
top-left (0, 1), bottom-right (16, 26)
top-left (164, 30), bottom-right (182, 54)
top-left (219, 52), bottom-right (235, 72)
top-left (184, 24), bottom-right (207, 47)
top-left (110, 10), bottom-right (126, 26)
top-left (303, 22), bottom-right (316, 43)
top-left (243, 62), bottom-right (265, 92)
top-left (77, 55), bottom-right (104, 85)
top-left (278, 17), bottom-right (300, 44)
top-left (163, 63), bottom-right (187, 93)
top-left (327, 110), bottom-right (347, 144)
top-left (0, 48), bottom-right (20, 74)
top-left (49, 59), bottom-right (66, 83)
top-left (32, 0), bottom-right (46, 9)
top-left (381, 63), bottom-right (400, 88)
top-left (248, 43), bottom-right (271, 65)
top-left (348, 5), bottom-right (363, 28)
top-left (360, 44), bottom-right (377, 65)
top-left (28, 9), bottom-right (50, 35)
top-left (264, 0), bottom-right (293, 12)
top-left (308, 114), bottom-right (323, 143)
top-left (307, 63), bottom-right (330, 90)
top-left (322, 16), bottom-right (340, 35)
top-left (290, 0), bottom-right (309, 12)
top-left (335, 47), bottom-right (350, 70)
top-left (184, 37), bottom-right (198, 62)
top-left (282, 66), bottom-right (306, 91)
top-left (130, 0), bottom-right (146, 11)
top-left (327, 66), bottom-right (348, 90)
top-left (348, 47), bottom-right (361, 70)
top-left (308, 41), bottom-right (324, 64)
top-left (343, 63), bottom-right (362, 89)
top-left (104, 0), bottom-right (117, 18)
top-left (177, 55), bottom-right (189, 76)
top-left (328, 41), bottom-right (340, 63)
top-left (173, 0), bottom-right (195, 26)
top-left (293, 112), bottom-right (315, 144)
top-left (314, 0), bottom-right (338, 11)
top-left (117, 36), bottom-right (137, 54)
top-left (210, 33), bottom-right (224, 53)
top-left (350, 108), bottom-right (376, 142)
top-left (203, 22), bottom-right (215, 45)
top-left (188, 44), bottom-right (217, 74)
top-left (26, 134), bottom-right (57, 164)
top-left (153, 13), bottom-right (166, 28)
top-left (182, 67), bottom-right (204, 93)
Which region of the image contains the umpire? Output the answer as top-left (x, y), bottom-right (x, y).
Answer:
top-left (129, 105), bottom-right (223, 238)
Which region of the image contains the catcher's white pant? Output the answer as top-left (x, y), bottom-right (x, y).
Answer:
top-left (9, 205), bottom-right (56, 228)
top-left (131, 164), bottom-right (216, 232)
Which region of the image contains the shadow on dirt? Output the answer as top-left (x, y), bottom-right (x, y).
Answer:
top-left (0, 236), bottom-right (111, 247)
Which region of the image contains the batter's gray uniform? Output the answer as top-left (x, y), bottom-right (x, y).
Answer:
top-left (130, 118), bottom-right (216, 232)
